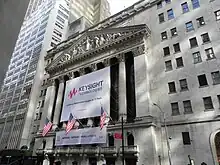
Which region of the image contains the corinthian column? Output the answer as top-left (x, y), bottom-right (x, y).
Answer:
top-left (52, 77), bottom-right (65, 129)
top-left (39, 79), bottom-right (56, 130)
top-left (118, 56), bottom-right (127, 120)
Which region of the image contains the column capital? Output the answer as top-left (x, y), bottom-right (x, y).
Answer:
top-left (132, 45), bottom-right (145, 57)
top-left (79, 68), bottom-right (84, 75)
top-left (57, 76), bottom-right (65, 83)
top-left (90, 63), bottom-right (96, 71)
top-left (103, 58), bottom-right (110, 66)
top-left (47, 79), bottom-right (56, 86)
top-left (118, 54), bottom-right (125, 62)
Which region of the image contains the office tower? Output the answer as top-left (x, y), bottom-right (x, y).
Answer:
top-left (33, 0), bottom-right (220, 165)
top-left (0, 0), bottom-right (110, 151)
top-left (69, 0), bottom-right (111, 25)
top-left (0, 0), bottom-right (30, 86)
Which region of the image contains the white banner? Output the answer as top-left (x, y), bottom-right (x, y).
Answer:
top-left (55, 127), bottom-right (107, 146)
top-left (60, 67), bottom-right (110, 122)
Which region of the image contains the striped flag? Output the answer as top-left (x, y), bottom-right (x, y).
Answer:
top-left (100, 106), bottom-right (106, 129)
top-left (66, 113), bottom-right (76, 134)
top-left (42, 117), bottom-right (52, 137)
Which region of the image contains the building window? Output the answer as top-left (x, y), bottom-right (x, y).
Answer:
top-left (189, 37), bottom-right (198, 48)
top-left (161, 31), bottom-right (168, 40)
top-left (176, 57), bottom-right (184, 68)
top-left (215, 10), bottom-right (220, 21)
top-left (205, 48), bottom-right (215, 60)
top-left (159, 13), bottom-right (165, 23)
top-left (217, 95), bottom-right (220, 107)
top-left (201, 33), bottom-right (210, 43)
top-left (165, 0), bottom-right (171, 4)
top-left (211, 71), bottom-right (220, 85)
top-left (198, 74), bottom-right (208, 87)
top-left (171, 102), bottom-right (180, 116)
top-left (191, 0), bottom-right (200, 9)
top-left (165, 60), bottom-right (172, 71)
top-left (181, 2), bottom-right (189, 13)
top-left (186, 21), bottom-right (194, 32)
top-left (168, 82), bottom-right (176, 93)
top-left (203, 96), bottom-right (214, 110)
top-left (183, 100), bottom-right (193, 114)
top-left (196, 17), bottom-right (205, 27)
top-left (157, 1), bottom-right (162, 9)
top-left (41, 100), bottom-right (45, 108)
top-left (182, 132), bottom-right (191, 145)
top-left (192, 52), bottom-right (202, 64)
top-left (170, 27), bottom-right (177, 37)
top-left (167, 9), bottom-right (174, 20)
top-left (173, 43), bottom-right (181, 53)
top-left (180, 79), bottom-right (188, 91)
top-left (163, 46), bottom-right (170, 56)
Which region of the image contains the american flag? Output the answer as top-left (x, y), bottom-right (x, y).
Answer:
top-left (66, 113), bottom-right (76, 134)
top-left (42, 117), bottom-right (52, 137)
top-left (100, 106), bottom-right (106, 129)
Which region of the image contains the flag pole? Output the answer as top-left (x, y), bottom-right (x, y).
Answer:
top-left (71, 113), bottom-right (84, 128)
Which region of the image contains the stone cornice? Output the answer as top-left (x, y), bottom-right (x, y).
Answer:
top-left (46, 27), bottom-right (148, 75)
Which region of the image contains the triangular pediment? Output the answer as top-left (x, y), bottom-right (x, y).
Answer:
top-left (46, 24), bottom-right (148, 73)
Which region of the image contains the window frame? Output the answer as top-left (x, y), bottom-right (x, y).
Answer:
top-left (191, 0), bottom-right (200, 9)
top-left (161, 31), bottom-right (168, 40)
top-left (159, 13), bottom-right (165, 23)
top-left (201, 33), bottom-right (210, 44)
top-left (173, 43), bottom-right (181, 53)
top-left (176, 57), bottom-right (184, 68)
top-left (167, 9), bottom-right (174, 20)
top-left (170, 27), bottom-right (177, 37)
top-left (180, 79), bottom-right (188, 91)
top-left (181, 2), bottom-right (189, 13)
top-left (186, 21), bottom-right (194, 32)
top-left (203, 96), bottom-right (214, 110)
top-left (165, 60), bottom-right (173, 71)
top-left (205, 48), bottom-right (215, 60)
top-left (196, 17), bottom-right (205, 27)
top-left (168, 81), bottom-right (176, 93)
top-left (211, 71), bottom-right (220, 85)
top-left (183, 100), bottom-right (193, 114)
top-left (192, 51), bottom-right (202, 64)
top-left (171, 102), bottom-right (180, 116)
top-left (198, 74), bottom-right (208, 87)
top-left (189, 37), bottom-right (198, 48)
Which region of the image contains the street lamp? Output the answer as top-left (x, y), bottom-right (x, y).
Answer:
top-left (153, 103), bottom-right (172, 165)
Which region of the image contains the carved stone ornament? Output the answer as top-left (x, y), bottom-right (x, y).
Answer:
top-left (47, 79), bottom-right (56, 86)
top-left (46, 25), bottom-right (149, 74)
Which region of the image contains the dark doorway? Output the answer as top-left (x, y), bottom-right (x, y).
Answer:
top-left (106, 158), bottom-right (115, 165)
top-left (125, 158), bottom-right (137, 165)
top-left (89, 157), bottom-right (97, 165)
top-left (108, 134), bottom-right (114, 146)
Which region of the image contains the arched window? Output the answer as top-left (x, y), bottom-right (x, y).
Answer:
top-left (127, 132), bottom-right (134, 146)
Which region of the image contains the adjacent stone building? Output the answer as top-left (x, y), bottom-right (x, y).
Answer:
top-left (33, 0), bottom-right (220, 165)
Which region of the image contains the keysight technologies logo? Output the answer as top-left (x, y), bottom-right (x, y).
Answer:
top-left (68, 80), bottom-right (104, 99)
top-left (68, 88), bottom-right (78, 99)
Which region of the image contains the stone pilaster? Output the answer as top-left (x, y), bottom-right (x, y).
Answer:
top-left (40, 79), bottom-right (56, 130)
top-left (118, 56), bottom-right (127, 120)
top-left (52, 77), bottom-right (65, 129)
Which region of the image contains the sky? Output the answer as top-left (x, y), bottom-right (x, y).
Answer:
top-left (107, 0), bottom-right (140, 15)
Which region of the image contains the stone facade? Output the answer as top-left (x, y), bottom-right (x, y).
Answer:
top-left (33, 0), bottom-right (220, 165)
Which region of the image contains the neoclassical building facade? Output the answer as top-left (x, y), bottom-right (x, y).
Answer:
top-left (32, 0), bottom-right (220, 165)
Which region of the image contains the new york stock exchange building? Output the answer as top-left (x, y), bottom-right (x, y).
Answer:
top-left (32, 0), bottom-right (220, 165)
